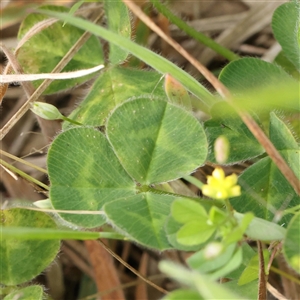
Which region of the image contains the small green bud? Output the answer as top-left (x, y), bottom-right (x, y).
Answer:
top-left (33, 199), bottom-right (52, 209)
top-left (164, 74), bottom-right (192, 110)
top-left (31, 102), bottom-right (63, 120)
top-left (203, 242), bottom-right (224, 260)
top-left (214, 135), bottom-right (230, 164)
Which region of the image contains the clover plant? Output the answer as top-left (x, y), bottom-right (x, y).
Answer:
top-left (1, 0), bottom-right (299, 299)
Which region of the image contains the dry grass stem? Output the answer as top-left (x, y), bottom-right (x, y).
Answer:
top-left (0, 149), bottom-right (47, 174)
top-left (267, 283), bottom-right (288, 300)
top-left (199, 2), bottom-right (284, 65)
top-left (98, 240), bottom-right (168, 295)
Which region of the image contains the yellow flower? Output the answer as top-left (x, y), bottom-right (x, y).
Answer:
top-left (202, 167), bottom-right (241, 200)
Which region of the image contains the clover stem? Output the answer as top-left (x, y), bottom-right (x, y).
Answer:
top-left (136, 185), bottom-right (222, 208)
top-left (61, 115), bottom-right (83, 126)
top-left (224, 198), bottom-right (233, 215)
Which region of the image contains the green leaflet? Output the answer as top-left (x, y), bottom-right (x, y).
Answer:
top-left (238, 250), bottom-right (269, 285)
top-left (219, 57), bottom-right (294, 93)
top-left (17, 5), bottom-right (103, 94)
top-left (171, 199), bottom-right (215, 246)
top-left (107, 98), bottom-right (208, 185)
top-left (272, 1), bottom-right (300, 71)
top-left (172, 198), bottom-right (208, 223)
top-left (63, 66), bottom-right (166, 128)
top-left (48, 127), bottom-right (136, 228)
top-left (164, 215), bottom-right (202, 251)
top-left (218, 57), bottom-right (298, 111)
top-left (283, 211), bottom-right (300, 274)
top-left (48, 99), bottom-right (207, 249)
top-left (235, 212), bottom-right (286, 242)
top-left (205, 102), bottom-right (264, 164)
top-left (104, 0), bottom-right (131, 64)
top-left (225, 242), bottom-right (256, 280)
top-left (0, 208), bottom-right (60, 285)
top-left (3, 286), bottom-right (44, 300)
top-left (274, 51), bottom-right (300, 79)
top-left (104, 193), bottom-right (175, 250)
top-left (231, 113), bottom-right (300, 225)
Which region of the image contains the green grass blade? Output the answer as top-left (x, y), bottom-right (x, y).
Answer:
top-left (1, 227), bottom-right (126, 240)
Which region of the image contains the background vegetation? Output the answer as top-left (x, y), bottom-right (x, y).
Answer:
top-left (1, 0), bottom-right (299, 299)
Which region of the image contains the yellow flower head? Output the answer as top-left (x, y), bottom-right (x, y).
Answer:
top-left (202, 167), bottom-right (241, 200)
